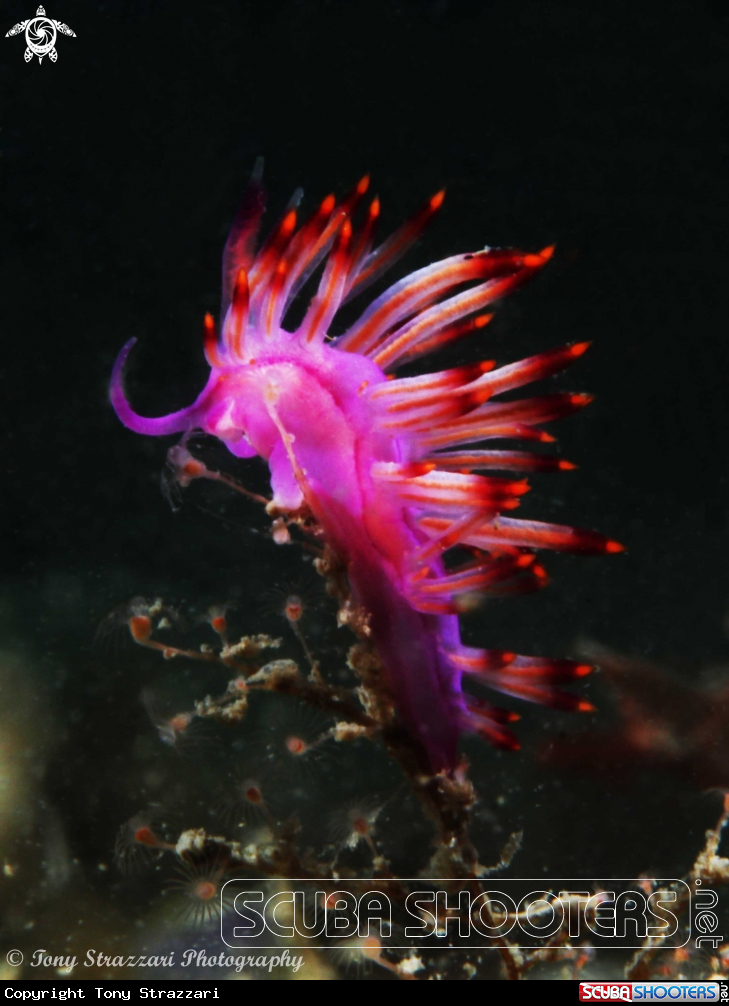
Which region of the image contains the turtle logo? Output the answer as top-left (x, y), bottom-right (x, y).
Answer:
top-left (5, 5), bottom-right (76, 63)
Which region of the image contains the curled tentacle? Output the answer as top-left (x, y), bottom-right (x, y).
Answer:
top-left (110, 339), bottom-right (201, 436)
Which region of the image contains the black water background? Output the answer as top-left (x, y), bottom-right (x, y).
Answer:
top-left (1, 0), bottom-right (728, 976)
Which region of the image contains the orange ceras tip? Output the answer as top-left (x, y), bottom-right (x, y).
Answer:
top-left (203, 313), bottom-right (222, 367)
top-left (211, 615), bottom-right (227, 633)
top-left (577, 700), bottom-right (597, 713)
top-left (558, 459), bottom-right (578, 470)
top-left (129, 615), bottom-right (152, 642)
top-left (576, 665), bottom-right (594, 677)
top-left (430, 189), bottom-right (446, 211)
top-left (234, 267), bottom-right (249, 299)
top-left (570, 341), bottom-right (591, 357)
top-left (522, 253), bottom-right (543, 268)
top-left (474, 313), bottom-right (494, 329)
top-left (320, 193), bottom-right (336, 214)
top-left (522, 244), bottom-right (554, 268)
top-left (605, 539), bottom-right (626, 553)
top-left (282, 209), bottom-right (297, 235)
top-left (356, 174), bottom-right (370, 195)
top-left (369, 196), bottom-right (381, 218)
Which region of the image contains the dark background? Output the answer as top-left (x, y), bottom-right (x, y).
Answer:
top-left (2, 0), bottom-right (728, 969)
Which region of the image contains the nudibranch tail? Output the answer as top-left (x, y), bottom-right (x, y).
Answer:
top-left (111, 164), bottom-right (623, 773)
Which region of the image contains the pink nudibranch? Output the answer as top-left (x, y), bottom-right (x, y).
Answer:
top-left (111, 164), bottom-right (622, 773)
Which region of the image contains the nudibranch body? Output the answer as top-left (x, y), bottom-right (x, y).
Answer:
top-left (111, 166), bottom-right (622, 773)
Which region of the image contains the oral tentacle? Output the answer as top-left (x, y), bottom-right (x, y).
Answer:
top-left (110, 339), bottom-right (203, 436)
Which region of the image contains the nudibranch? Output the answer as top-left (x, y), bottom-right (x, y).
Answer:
top-left (111, 164), bottom-right (623, 773)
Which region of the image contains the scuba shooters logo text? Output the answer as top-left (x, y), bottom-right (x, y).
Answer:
top-left (579, 984), bottom-right (725, 1001)
top-left (220, 879), bottom-right (692, 949)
